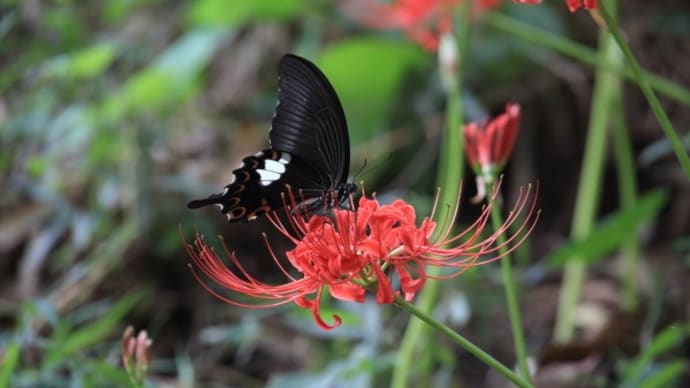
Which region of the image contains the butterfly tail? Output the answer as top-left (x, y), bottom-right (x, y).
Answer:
top-left (187, 191), bottom-right (229, 210)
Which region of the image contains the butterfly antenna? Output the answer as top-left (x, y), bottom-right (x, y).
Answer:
top-left (352, 158), bottom-right (368, 182)
top-left (353, 152), bottom-right (395, 183)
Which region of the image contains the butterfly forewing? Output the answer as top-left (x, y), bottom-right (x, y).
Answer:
top-left (187, 54), bottom-right (354, 223)
top-left (270, 54), bottom-right (350, 188)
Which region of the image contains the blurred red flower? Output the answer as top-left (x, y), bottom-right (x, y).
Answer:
top-left (564, 0), bottom-right (597, 12)
top-left (512, 0), bottom-right (598, 12)
top-left (185, 188), bottom-right (537, 330)
top-left (340, 0), bottom-right (502, 51)
top-left (342, 0), bottom-right (600, 51)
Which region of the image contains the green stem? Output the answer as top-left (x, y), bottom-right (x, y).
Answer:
top-left (395, 297), bottom-right (533, 388)
top-left (596, 0), bottom-right (640, 312)
top-left (488, 186), bottom-right (531, 382)
top-left (483, 11), bottom-right (690, 106)
top-left (391, 3), bottom-right (470, 387)
top-left (612, 93), bottom-right (640, 312)
top-left (553, 0), bottom-right (621, 343)
top-left (599, 3), bottom-right (690, 179)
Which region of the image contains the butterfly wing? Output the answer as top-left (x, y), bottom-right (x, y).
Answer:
top-left (269, 54), bottom-right (350, 191)
top-left (187, 149), bottom-right (317, 222)
top-left (187, 54), bottom-right (352, 223)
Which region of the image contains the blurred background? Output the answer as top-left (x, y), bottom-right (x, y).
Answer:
top-left (1, 0), bottom-right (689, 386)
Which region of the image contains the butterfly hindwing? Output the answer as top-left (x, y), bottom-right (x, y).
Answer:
top-left (187, 150), bottom-right (290, 222)
top-left (187, 54), bottom-right (355, 223)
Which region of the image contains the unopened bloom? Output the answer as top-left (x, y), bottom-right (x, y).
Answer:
top-left (340, 0), bottom-right (501, 51)
top-left (185, 187), bottom-right (537, 330)
top-left (512, 0), bottom-right (598, 13)
top-left (464, 103), bottom-right (520, 177)
top-left (464, 103), bottom-right (520, 202)
top-left (122, 326), bottom-right (152, 386)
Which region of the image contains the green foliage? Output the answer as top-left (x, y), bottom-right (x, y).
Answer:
top-left (84, 361), bottom-right (134, 386)
top-left (24, 155), bottom-right (48, 177)
top-left (97, 28), bottom-right (225, 122)
top-left (637, 361), bottom-right (687, 388)
top-left (44, 290), bottom-right (147, 366)
top-left (4, 292), bottom-right (145, 387)
top-left (547, 190), bottom-right (668, 267)
top-left (0, 340), bottom-right (20, 387)
top-left (620, 324), bottom-right (690, 388)
top-left (103, 0), bottom-right (156, 23)
top-left (320, 39), bottom-right (428, 146)
top-left (188, 0), bottom-right (307, 27)
top-left (267, 346), bottom-right (394, 388)
top-left (42, 43), bottom-right (116, 80)
top-left (42, 6), bottom-right (87, 46)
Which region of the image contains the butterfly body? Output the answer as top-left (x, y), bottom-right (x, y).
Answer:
top-left (188, 54), bottom-right (355, 222)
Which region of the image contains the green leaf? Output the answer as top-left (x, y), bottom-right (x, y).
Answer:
top-left (103, 0), bottom-right (155, 23)
top-left (122, 68), bottom-right (177, 108)
top-left (0, 340), bottom-right (20, 387)
top-left (318, 38), bottom-right (428, 146)
top-left (25, 155), bottom-right (48, 177)
top-left (42, 6), bottom-right (85, 45)
top-left (43, 43), bottom-right (115, 80)
top-left (636, 360), bottom-right (688, 388)
top-left (97, 28), bottom-right (225, 121)
top-left (85, 361), bottom-right (133, 386)
top-left (68, 44), bottom-right (115, 79)
top-left (153, 28), bottom-right (225, 77)
top-left (622, 324), bottom-right (690, 385)
top-left (547, 190), bottom-right (667, 267)
top-left (44, 290), bottom-right (148, 366)
top-left (638, 360), bottom-right (688, 388)
top-left (188, 0), bottom-right (306, 27)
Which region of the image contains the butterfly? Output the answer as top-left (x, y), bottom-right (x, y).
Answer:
top-left (187, 54), bottom-right (357, 222)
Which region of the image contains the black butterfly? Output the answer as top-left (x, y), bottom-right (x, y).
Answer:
top-left (187, 54), bottom-right (357, 222)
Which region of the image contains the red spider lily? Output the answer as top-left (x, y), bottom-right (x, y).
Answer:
top-left (464, 102), bottom-right (520, 178)
top-left (340, 0), bottom-right (501, 51)
top-left (184, 185), bottom-right (538, 330)
top-left (512, 0), bottom-right (597, 12)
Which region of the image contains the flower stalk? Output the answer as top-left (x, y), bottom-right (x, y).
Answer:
top-left (611, 95), bottom-right (640, 312)
top-left (395, 296), bottom-right (534, 388)
top-left (488, 182), bottom-right (532, 382)
top-left (392, 2), bottom-right (471, 386)
top-left (554, 0), bottom-right (620, 343)
top-left (459, 100), bottom-right (530, 381)
top-left (597, 2), bottom-right (690, 179)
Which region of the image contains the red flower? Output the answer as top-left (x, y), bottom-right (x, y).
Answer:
top-left (340, 0), bottom-right (502, 51)
top-left (184, 186), bottom-right (538, 330)
top-left (340, 0), bottom-right (455, 51)
top-left (564, 0), bottom-right (597, 12)
top-left (464, 102), bottom-right (520, 177)
top-left (512, 0), bottom-right (597, 12)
